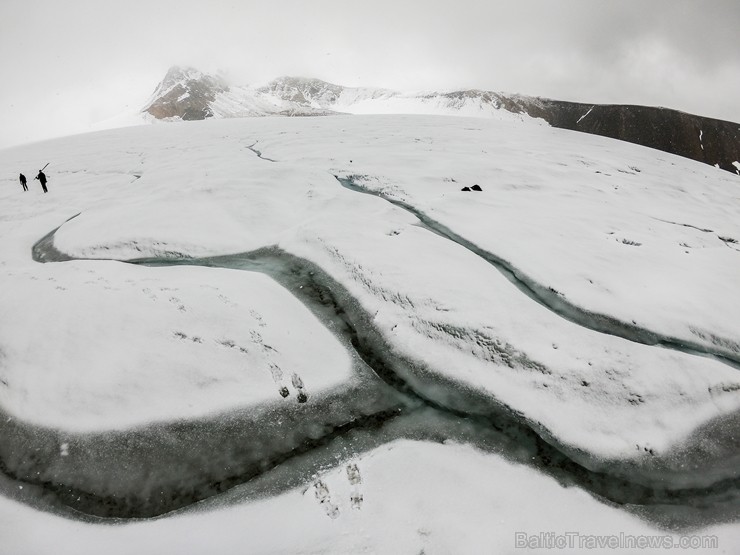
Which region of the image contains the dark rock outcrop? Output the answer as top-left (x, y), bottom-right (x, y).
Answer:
top-left (143, 66), bottom-right (228, 120)
top-left (510, 99), bottom-right (740, 174)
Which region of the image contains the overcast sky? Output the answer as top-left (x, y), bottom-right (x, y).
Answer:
top-left (1, 0), bottom-right (738, 148)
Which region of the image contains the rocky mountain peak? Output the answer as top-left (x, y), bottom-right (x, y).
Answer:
top-left (258, 76), bottom-right (345, 108)
top-left (144, 66), bottom-right (229, 120)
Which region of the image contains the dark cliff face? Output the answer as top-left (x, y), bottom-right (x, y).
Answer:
top-left (513, 99), bottom-right (740, 174)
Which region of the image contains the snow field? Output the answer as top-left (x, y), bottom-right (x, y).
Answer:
top-left (1, 115), bottom-right (737, 462)
top-left (0, 260), bottom-right (353, 430)
top-left (0, 114), bottom-right (738, 550)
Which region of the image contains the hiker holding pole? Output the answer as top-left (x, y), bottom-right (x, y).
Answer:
top-left (35, 163), bottom-right (49, 193)
top-left (19, 173), bottom-right (28, 191)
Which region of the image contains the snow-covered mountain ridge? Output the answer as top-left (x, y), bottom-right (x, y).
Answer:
top-left (143, 66), bottom-right (740, 175)
top-left (142, 67), bottom-right (554, 123)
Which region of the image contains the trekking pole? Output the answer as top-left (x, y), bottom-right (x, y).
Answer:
top-left (40, 162), bottom-right (49, 172)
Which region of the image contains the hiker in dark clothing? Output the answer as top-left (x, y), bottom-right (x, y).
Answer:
top-left (19, 173), bottom-right (28, 191)
top-left (35, 170), bottom-right (48, 193)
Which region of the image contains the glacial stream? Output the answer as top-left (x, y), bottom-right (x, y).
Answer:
top-left (0, 216), bottom-right (732, 530)
top-left (334, 175), bottom-right (740, 368)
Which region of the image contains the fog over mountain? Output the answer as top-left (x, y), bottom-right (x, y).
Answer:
top-left (1, 1), bottom-right (738, 149)
top-left (142, 66), bottom-right (740, 175)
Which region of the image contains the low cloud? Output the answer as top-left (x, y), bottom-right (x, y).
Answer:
top-left (0, 0), bottom-right (737, 147)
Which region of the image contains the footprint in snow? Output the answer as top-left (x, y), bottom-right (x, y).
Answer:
top-left (169, 296), bottom-right (187, 311)
top-left (249, 309), bottom-right (266, 327)
top-left (292, 373), bottom-right (308, 403)
top-left (218, 293), bottom-right (237, 308)
top-left (313, 480), bottom-right (340, 519)
top-left (268, 363), bottom-right (290, 398)
top-left (346, 463), bottom-right (363, 509)
top-left (250, 329), bottom-right (263, 345)
top-left (142, 288), bottom-right (157, 301)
